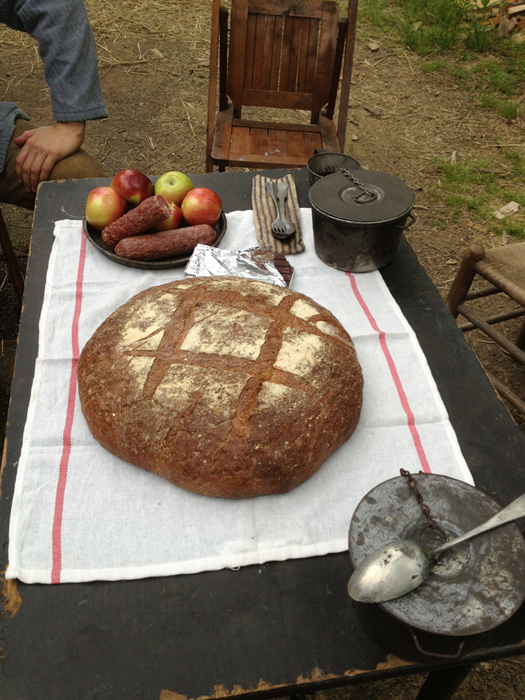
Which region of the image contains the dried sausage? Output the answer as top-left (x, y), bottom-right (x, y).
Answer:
top-left (114, 225), bottom-right (217, 261)
top-left (114, 224), bottom-right (217, 261)
top-left (101, 195), bottom-right (172, 248)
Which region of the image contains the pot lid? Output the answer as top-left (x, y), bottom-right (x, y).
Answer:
top-left (309, 170), bottom-right (414, 224)
top-left (348, 474), bottom-right (525, 637)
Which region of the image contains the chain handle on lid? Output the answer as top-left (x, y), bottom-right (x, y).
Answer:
top-left (400, 468), bottom-right (449, 544)
top-left (340, 167), bottom-right (378, 203)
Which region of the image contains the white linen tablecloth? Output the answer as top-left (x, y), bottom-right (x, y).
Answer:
top-left (6, 210), bottom-right (473, 584)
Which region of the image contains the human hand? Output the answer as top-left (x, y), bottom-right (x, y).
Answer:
top-left (14, 122), bottom-right (86, 193)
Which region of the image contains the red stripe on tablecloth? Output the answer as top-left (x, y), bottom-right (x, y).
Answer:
top-left (346, 273), bottom-right (431, 474)
top-left (51, 229), bottom-right (87, 583)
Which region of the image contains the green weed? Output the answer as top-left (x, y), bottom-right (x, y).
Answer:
top-left (480, 93), bottom-right (519, 120)
top-left (475, 59), bottom-right (520, 94)
top-left (400, 20), bottom-right (461, 55)
top-left (497, 100), bottom-right (519, 120)
top-left (480, 93), bottom-right (497, 108)
top-left (465, 19), bottom-right (491, 52)
top-left (505, 151), bottom-right (525, 178)
top-left (421, 59), bottom-right (446, 71)
top-left (452, 67), bottom-right (470, 79)
top-left (356, 0), bottom-right (398, 28)
top-left (491, 219), bottom-right (525, 239)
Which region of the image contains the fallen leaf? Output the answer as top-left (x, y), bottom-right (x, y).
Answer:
top-left (467, 220), bottom-right (488, 233)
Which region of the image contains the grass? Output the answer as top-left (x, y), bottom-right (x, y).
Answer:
top-left (357, 0), bottom-right (525, 239)
top-left (433, 151), bottom-right (525, 238)
top-left (358, 0), bottom-right (525, 120)
top-left (421, 59), bottom-right (447, 71)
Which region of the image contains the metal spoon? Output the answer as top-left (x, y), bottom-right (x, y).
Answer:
top-left (348, 492), bottom-right (525, 604)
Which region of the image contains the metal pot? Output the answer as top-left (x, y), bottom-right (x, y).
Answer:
top-left (348, 474), bottom-right (525, 662)
top-left (308, 170), bottom-right (415, 272)
top-left (306, 150), bottom-right (361, 186)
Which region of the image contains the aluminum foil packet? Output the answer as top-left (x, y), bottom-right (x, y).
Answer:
top-left (184, 245), bottom-right (293, 287)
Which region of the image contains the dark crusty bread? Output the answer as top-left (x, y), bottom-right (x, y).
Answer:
top-left (77, 277), bottom-right (363, 498)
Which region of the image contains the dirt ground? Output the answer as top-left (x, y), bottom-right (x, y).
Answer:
top-left (1, 1), bottom-right (525, 697)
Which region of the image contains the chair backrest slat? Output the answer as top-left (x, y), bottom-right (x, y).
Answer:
top-left (269, 16), bottom-right (284, 90)
top-left (249, 0), bottom-right (325, 19)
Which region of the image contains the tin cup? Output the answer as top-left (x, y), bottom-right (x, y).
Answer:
top-left (307, 150), bottom-right (361, 186)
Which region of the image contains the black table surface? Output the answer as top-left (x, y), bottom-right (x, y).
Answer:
top-left (1, 169), bottom-right (525, 700)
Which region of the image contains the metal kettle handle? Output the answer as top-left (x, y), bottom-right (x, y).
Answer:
top-left (404, 211), bottom-right (416, 229)
top-left (410, 629), bottom-right (466, 659)
top-left (396, 211), bottom-right (416, 231)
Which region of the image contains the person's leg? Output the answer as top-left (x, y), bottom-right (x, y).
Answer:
top-left (0, 119), bottom-right (107, 210)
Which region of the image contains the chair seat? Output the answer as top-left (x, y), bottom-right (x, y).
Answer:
top-left (477, 242), bottom-right (525, 303)
top-left (211, 107), bottom-right (341, 169)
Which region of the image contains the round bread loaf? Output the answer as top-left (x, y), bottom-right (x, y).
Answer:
top-left (77, 277), bottom-right (363, 498)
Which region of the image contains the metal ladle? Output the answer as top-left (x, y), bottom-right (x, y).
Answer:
top-left (348, 492), bottom-right (525, 604)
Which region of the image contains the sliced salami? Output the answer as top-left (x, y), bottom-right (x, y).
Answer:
top-left (114, 224), bottom-right (217, 261)
top-left (101, 195), bottom-right (172, 248)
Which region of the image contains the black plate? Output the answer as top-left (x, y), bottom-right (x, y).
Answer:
top-left (82, 211), bottom-right (227, 269)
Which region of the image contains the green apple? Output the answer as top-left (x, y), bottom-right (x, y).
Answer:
top-left (154, 171), bottom-right (194, 206)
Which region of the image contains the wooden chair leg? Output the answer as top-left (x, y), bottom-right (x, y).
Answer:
top-left (0, 209), bottom-right (24, 304)
top-left (488, 371), bottom-right (525, 415)
top-left (446, 244), bottom-right (485, 318)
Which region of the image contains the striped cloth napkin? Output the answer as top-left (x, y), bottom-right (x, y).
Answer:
top-left (251, 174), bottom-right (305, 254)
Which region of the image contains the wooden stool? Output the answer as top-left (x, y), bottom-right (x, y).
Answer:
top-left (0, 208), bottom-right (25, 304)
top-left (446, 242), bottom-right (525, 414)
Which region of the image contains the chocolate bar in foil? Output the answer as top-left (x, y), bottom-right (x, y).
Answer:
top-left (184, 245), bottom-right (294, 288)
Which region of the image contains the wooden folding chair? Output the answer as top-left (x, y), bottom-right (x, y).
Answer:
top-left (206, 0), bottom-right (358, 172)
top-left (0, 208), bottom-right (24, 305)
top-left (446, 242), bottom-right (525, 414)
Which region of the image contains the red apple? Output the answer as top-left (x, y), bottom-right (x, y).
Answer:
top-left (181, 188), bottom-right (222, 226)
top-left (110, 169), bottom-right (154, 207)
top-left (152, 201), bottom-right (183, 232)
top-left (85, 186), bottom-right (127, 231)
top-left (155, 171), bottom-right (194, 206)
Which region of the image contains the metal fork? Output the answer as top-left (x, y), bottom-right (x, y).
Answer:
top-left (266, 181), bottom-right (296, 239)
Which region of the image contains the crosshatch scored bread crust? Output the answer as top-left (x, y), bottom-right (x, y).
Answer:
top-left (77, 277), bottom-right (364, 498)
